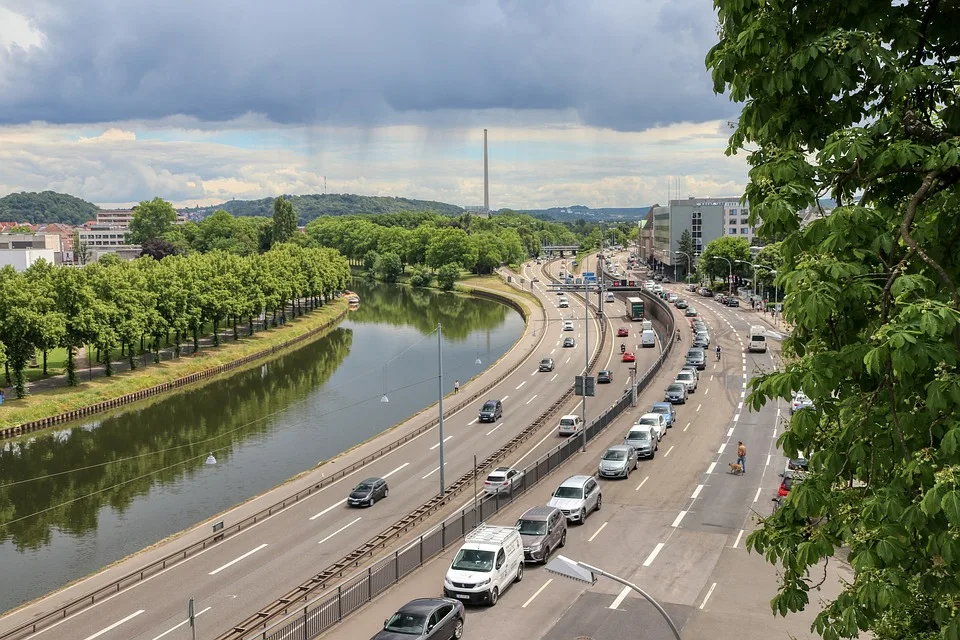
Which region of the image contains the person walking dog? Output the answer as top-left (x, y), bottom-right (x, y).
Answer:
top-left (737, 441), bottom-right (747, 474)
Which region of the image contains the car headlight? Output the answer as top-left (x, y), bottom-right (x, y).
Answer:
top-left (474, 578), bottom-right (491, 587)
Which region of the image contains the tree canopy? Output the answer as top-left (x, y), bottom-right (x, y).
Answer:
top-left (708, 0), bottom-right (960, 638)
top-left (272, 197), bottom-right (298, 244)
top-left (189, 193), bottom-right (464, 223)
top-left (0, 191), bottom-right (97, 225)
top-left (697, 236), bottom-right (751, 284)
top-left (128, 198), bottom-right (178, 245)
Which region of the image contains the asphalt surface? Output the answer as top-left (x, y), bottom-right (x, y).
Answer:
top-left (0, 254), bottom-right (667, 640)
top-left (321, 264), bottom-right (854, 640)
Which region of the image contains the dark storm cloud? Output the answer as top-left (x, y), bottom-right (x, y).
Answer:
top-left (0, 0), bottom-right (730, 131)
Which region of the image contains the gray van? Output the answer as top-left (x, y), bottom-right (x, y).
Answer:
top-left (515, 506), bottom-right (567, 563)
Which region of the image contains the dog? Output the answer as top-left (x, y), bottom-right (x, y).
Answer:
top-left (729, 462), bottom-right (743, 475)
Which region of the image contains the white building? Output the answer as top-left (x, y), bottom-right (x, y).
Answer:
top-left (0, 233), bottom-right (63, 270)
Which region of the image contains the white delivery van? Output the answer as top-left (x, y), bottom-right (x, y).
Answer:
top-left (558, 296), bottom-right (569, 308)
top-left (641, 320), bottom-right (653, 332)
top-left (605, 291), bottom-right (615, 303)
top-left (641, 329), bottom-right (657, 348)
top-left (748, 325), bottom-right (767, 352)
top-left (444, 524), bottom-right (524, 605)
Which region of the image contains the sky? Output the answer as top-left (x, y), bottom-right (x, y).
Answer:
top-left (0, 0), bottom-right (745, 210)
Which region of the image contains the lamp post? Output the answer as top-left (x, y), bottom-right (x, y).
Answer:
top-left (437, 323), bottom-right (446, 495)
top-left (674, 250), bottom-right (694, 285)
top-left (582, 276), bottom-right (590, 454)
top-left (753, 265), bottom-right (777, 319)
top-left (708, 255), bottom-right (733, 296)
top-left (546, 555), bottom-right (682, 640)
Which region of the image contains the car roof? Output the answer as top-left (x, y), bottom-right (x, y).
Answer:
top-left (359, 477), bottom-right (383, 484)
top-left (398, 598), bottom-right (449, 614)
top-left (519, 505), bottom-right (560, 521)
top-left (558, 474), bottom-right (593, 487)
top-left (492, 466), bottom-right (512, 473)
top-left (560, 413), bottom-right (580, 419)
top-left (652, 401), bottom-right (672, 408)
top-left (606, 444), bottom-right (632, 452)
top-left (638, 412), bottom-right (661, 420)
top-left (667, 382), bottom-right (685, 388)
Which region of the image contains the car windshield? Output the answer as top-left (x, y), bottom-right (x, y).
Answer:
top-left (687, 350), bottom-right (703, 357)
top-left (652, 406), bottom-right (668, 414)
top-left (639, 417), bottom-right (657, 426)
top-left (486, 474), bottom-right (505, 483)
top-left (516, 519), bottom-right (548, 535)
top-left (554, 486), bottom-right (584, 499)
top-left (483, 402), bottom-right (497, 411)
top-left (752, 335), bottom-right (766, 342)
top-left (668, 384), bottom-right (684, 392)
top-left (541, 359), bottom-right (551, 365)
top-left (628, 430), bottom-right (650, 441)
top-left (677, 373), bottom-right (691, 380)
top-left (384, 611), bottom-right (427, 634)
top-left (451, 548), bottom-right (496, 572)
top-left (602, 449), bottom-right (627, 461)
top-left (354, 483), bottom-right (372, 492)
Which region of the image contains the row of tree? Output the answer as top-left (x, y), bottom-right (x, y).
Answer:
top-left (0, 244), bottom-right (350, 398)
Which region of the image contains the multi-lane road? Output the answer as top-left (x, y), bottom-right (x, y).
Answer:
top-left (0, 255), bottom-right (668, 640)
top-left (322, 262), bottom-right (851, 640)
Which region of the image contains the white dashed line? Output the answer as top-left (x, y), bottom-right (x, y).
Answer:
top-left (84, 611), bottom-right (146, 640)
top-left (309, 499), bottom-right (346, 521)
top-left (727, 427), bottom-right (734, 437)
top-left (737, 401), bottom-right (743, 409)
top-left (635, 475), bottom-right (649, 491)
top-left (588, 521), bottom-right (609, 542)
top-left (732, 529), bottom-right (744, 548)
top-left (663, 445), bottom-right (674, 458)
top-left (766, 454), bottom-right (771, 466)
top-left (717, 443), bottom-right (726, 455)
top-left (683, 422), bottom-right (690, 432)
top-left (502, 395), bottom-right (510, 401)
top-left (430, 436), bottom-right (453, 450)
top-left (643, 542), bottom-right (665, 566)
top-left (699, 582), bottom-right (718, 610)
top-left (422, 463), bottom-right (447, 479)
top-left (468, 418), bottom-right (478, 425)
top-left (317, 516), bottom-right (361, 545)
top-left (733, 413), bottom-right (740, 421)
top-left (671, 511), bottom-right (687, 528)
top-left (209, 544), bottom-right (268, 576)
top-left (706, 461), bottom-right (716, 475)
top-left (522, 579), bottom-right (553, 608)
top-left (691, 484), bottom-right (704, 499)
top-left (526, 395), bottom-right (538, 405)
top-left (696, 404), bottom-right (702, 412)
top-left (515, 381), bottom-right (526, 390)
top-left (704, 388), bottom-right (710, 396)
top-left (550, 373), bottom-right (558, 382)
top-left (486, 424), bottom-right (503, 435)
top-left (753, 487), bottom-right (762, 502)
top-left (609, 585), bottom-right (631, 610)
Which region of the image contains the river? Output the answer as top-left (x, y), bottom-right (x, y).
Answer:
top-left (0, 280), bottom-right (524, 613)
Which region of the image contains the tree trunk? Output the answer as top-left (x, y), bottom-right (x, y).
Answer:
top-left (272, 308), bottom-right (277, 327)
top-left (66, 346), bottom-right (77, 386)
top-left (121, 342), bottom-right (125, 357)
top-left (4, 361), bottom-right (9, 386)
top-left (140, 334), bottom-right (145, 353)
top-left (103, 345), bottom-right (113, 377)
top-left (154, 337), bottom-right (161, 364)
top-left (193, 327), bottom-right (200, 352)
top-left (42, 350), bottom-right (48, 376)
top-left (174, 332), bottom-right (182, 358)
top-left (249, 316), bottom-right (254, 335)
top-left (213, 319), bottom-right (220, 346)
top-left (233, 317), bottom-right (239, 341)
top-left (13, 366), bottom-right (25, 399)
top-left (128, 342), bottom-right (137, 370)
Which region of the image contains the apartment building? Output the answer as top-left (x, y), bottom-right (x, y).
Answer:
top-left (0, 232), bottom-right (63, 270)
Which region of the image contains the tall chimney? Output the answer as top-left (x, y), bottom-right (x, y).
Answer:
top-left (483, 129), bottom-right (489, 211)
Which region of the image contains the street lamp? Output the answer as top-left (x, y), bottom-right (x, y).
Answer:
top-left (708, 255), bottom-right (733, 296)
top-left (674, 250), bottom-right (694, 285)
top-left (545, 555), bottom-right (682, 640)
top-left (437, 323), bottom-right (446, 495)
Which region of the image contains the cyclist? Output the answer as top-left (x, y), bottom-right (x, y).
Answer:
top-left (675, 329), bottom-right (681, 343)
top-left (716, 344), bottom-right (722, 360)
top-left (620, 343), bottom-right (626, 354)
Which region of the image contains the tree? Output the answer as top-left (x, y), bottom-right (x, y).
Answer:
top-left (697, 236), bottom-right (750, 286)
top-left (363, 249), bottom-right (378, 271)
top-left (708, 3), bottom-right (960, 639)
top-left (426, 228), bottom-right (476, 270)
top-left (9, 224), bottom-right (32, 233)
top-left (409, 265), bottom-right (433, 287)
top-left (436, 263), bottom-right (460, 290)
top-left (676, 230), bottom-right (696, 281)
top-left (140, 237), bottom-right (180, 260)
top-left (73, 230), bottom-right (91, 265)
top-left (128, 198), bottom-right (178, 244)
top-left (272, 196), bottom-right (298, 245)
top-left (373, 252), bottom-right (403, 283)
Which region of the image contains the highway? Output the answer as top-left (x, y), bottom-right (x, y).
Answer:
top-left (320, 264), bottom-right (850, 640)
top-left (0, 254), bottom-right (664, 640)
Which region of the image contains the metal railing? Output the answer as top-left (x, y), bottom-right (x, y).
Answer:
top-left (243, 289), bottom-right (676, 640)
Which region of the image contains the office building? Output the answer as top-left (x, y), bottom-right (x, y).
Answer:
top-left (0, 232), bottom-right (63, 270)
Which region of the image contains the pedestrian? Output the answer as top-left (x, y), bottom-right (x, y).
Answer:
top-left (454, 379), bottom-right (460, 394)
top-left (0, 388), bottom-right (4, 406)
top-left (737, 441), bottom-right (747, 474)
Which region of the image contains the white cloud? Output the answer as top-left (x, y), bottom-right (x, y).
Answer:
top-left (0, 6), bottom-right (43, 52)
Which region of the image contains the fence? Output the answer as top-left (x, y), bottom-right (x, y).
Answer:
top-left (247, 288), bottom-right (675, 640)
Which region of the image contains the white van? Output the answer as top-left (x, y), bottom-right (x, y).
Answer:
top-left (641, 329), bottom-right (657, 348)
top-left (641, 320), bottom-right (653, 332)
top-left (605, 291), bottom-right (615, 303)
top-left (558, 414), bottom-right (583, 436)
top-left (444, 524), bottom-right (524, 605)
top-left (748, 325), bottom-right (767, 353)
top-left (558, 297), bottom-right (569, 308)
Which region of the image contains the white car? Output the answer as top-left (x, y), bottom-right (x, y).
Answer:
top-left (483, 467), bottom-right (524, 495)
top-left (667, 293), bottom-right (679, 303)
top-left (675, 370), bottom-right (698, 393)
top-left (558, 414), bottom-right (584, 436)
top-left (563, 320), bottom-right (574, 331)
top-left (634, 413), bottom-right (666, 442)
top-left (791, 391), bottom-right (815, 414)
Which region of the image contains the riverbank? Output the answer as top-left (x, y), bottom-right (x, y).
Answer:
top-left (0, 300), bottom-right (349, 436)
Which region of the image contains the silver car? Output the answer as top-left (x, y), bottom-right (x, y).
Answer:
top-left (675, 370), bottom-right (698, 393)
top-left (597, 445), bottom-right (638, 479)
top-left (685, 348), bottom-right (706, 370)
top-left (547, 475), bottom-right (602, 523)
top-left (665, 382), bottom-right (688, 404)
top-left (693, 331), bottom-right (710, 348)
top-left (680, 364), bottom-right (700, 381)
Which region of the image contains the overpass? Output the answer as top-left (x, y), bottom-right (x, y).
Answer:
top-left (541, 244), bottom-right (581, 257)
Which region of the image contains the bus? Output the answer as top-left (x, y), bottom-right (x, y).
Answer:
top-left (626, 296), bottom-right (644, 321)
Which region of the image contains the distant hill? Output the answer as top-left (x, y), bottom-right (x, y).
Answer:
top-left (186, 193), bottom-right (464, 223)
top-left (515, 205), bottom-right (652, 222)
top-left (0, 191), bottom-right (98, 225)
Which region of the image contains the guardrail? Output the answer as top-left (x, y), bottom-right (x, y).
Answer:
top-left (214, 262), bottom-right (607, 639)
top-left (240, 288), bottom-right (676, 640)
top-left (0, 287), bottom-right (546, 640)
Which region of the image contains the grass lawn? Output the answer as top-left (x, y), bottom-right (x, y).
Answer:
top-left (456, 274), bottom-right (541, 311)
top-left (0, 300), bottom-right (348, 429)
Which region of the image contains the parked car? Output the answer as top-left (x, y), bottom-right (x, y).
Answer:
top-left (675, 370), bottom-right (698, 393)
top-left (675, 299), bottom-right (689, 309)
top-left (667, 293), bottom-right (679, 303)
top-left (715, 294), bottom-right (727, 304)
top-left (348, 477), bottom-right (388, 507)
top-left (515, 506), bottom-right (566, 564)
top-left (693, 332), bottom-right (710, 348)
top-left (698, 288), bottom-right (714, 297)
top-left (665, 382), bottom-right (688, 404)
top-left (685, 348), bottom-right (706, 370)
top-left (373, 598), bottom-right (465, 640)
top-left (617, 327), bottom-right (630, 337)
top-left (726, 297), bottom-right (740, 307)
top-left (539, 357), bottom-right (555, 372)
top-left (597, 369), bottom-right (613, 383)
top-left (650, 401), bottom-right (676, 428)
top-left (563, 337), bottom-right (576, 348)
top-left (598, 445), bottom-right (638, 479)
top-left (478, 399), bottom-right (503, 423)
top-left (483, 467), bottom-right (524, 495)
top-left (444, 525), bottom-right (523, 605)
top-left (684, 306), bottom-right (699, 317)
top-left (547, 475), bottom-right (602, 523)
top-left (635, 412), bottom-right (666, 442)
top-left (624, 423), bottom-right (657, 458)
top-left (622, 351), bottom-right (636, 362)
top-left (557, 414), bottom-right (584, 436)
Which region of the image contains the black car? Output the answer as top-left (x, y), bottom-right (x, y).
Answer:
top-left (675, 300), bottom-right (689, 309)
top-left (563, 337), bottom-right (575, 348)
top-left (725, 297), bottom-right (740, 307)
top-left (597, 370), bottom-right (613, 383)
top-left (539, 357), bottom-right (555, 372)
top-left (348, 477), bottom-right (388, 507)
top-left (373, 598), bottom-right (465, 640)
top-left (478, 399), bottom-right (503, 422)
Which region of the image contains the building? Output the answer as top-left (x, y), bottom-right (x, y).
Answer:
top-left (77, 225), bottom-right (134, 250)
top-left (0, 232), bottom-right (63, 270)
top-left (652, 197), bottom-right (759, 280)
top-left (97, 208), bottom-right (187, 226)
top-left (637, 209), bottom-right (654, 262)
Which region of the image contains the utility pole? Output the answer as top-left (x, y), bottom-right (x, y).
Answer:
top-left (437, 323), bottom-right (445, 495)
top-left (582, 276), bottom-right (590, 453)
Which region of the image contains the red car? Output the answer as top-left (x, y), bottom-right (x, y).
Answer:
top-left (617, 327), bottom-right (630, 337)
top-left (622, 351), bottom-right (636, 362)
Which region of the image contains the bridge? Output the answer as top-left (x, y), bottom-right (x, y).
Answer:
top-left (541, 244), bottom-right (581, 257)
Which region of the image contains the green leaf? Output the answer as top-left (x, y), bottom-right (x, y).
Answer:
top-left (943, 428), bottom-right (960, 456)
top-left (921, 487), bottom-right (942, 516)
top-left (942, 491), bottom-right (960, 526)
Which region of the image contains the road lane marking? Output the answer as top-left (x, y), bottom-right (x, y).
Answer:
top-left (635, 475), bottom-right (649, 491)
top-left (468, 418), bottom-right (478, 425)
top-left (733, 413), bottom-right (740, 421)
top-left (696, 403), bottom-right (702, 412)
top-left (531, 370), bottom-right (538, 377)
top-left (663, 445), bottom-right (674, 458)
top-left (550, 348), bottom-right (556, 355)
top-left (516, 381), bottom-right (527, 390)
top-left (704, 388), bottom-right (709, 396)
top-left (526, 394), bottom-right (538, 405)
top-left (309, 499), bottom-right (346, 521)
top-left (486, 423), bottom-right (504, 435)
top-left (643, 542), bottom-right (665, 566)
top-left (151, 606), bottom-right (212, 640)
top-left (766, 454), bottom-right (771, 466)
top-left (209, 543), bottom-right (268, 575)
top-left (727, 427), bottom-right (734, 437)
top-left (523, 579), bottom-right (553, 608)
top-left (709, 374), bottom-right (714, 381)
top-left (707, 462), bottom-right (717, 474)
top-left (777, 407), bottom-right (782, 417)
top-left (683, 422), bottom-right (690, 432)
top-left (501, 395), bottom-right (510, 401)
top-left (565, 357), bottom-right (571, 364)
top-left (430, 435), bottom-right (453, 450)
top-left (671, 511), bottom-right (687, 528)
top-left (753, 487), bottom-right (762, 502)
top-left (556, 341), bottom-right (560, 346)
top-left (737, 401), bottom-right (743, 409)
top-left (83, 610), bottom-right (146, 640)
top-left (732, 529), bottom-right (744, 549)
top-left (741, 391), bottom-right (745, 398)
top-left (382, 462), bottom-right (410, 479)
top-left (421, 463), bottom-right (447, 479)
top-left (550, 373), bottom-right (559, 382)
top-left (588, 521), bottom-right (609, 542)
top-left (717, 443), bottom-right (727, 455)
top-left (691, 484), bottom-right (704, 499)
top-left (699, 582), bottom-right (718, 610)
top-left (609, 585), bottom-right (631, 610)
top-left (318, 516), bottom-right (362, 545)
